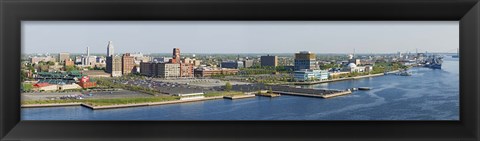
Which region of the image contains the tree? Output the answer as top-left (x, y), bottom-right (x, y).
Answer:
top-left (65, 66), bottom-right (77, 72)
top-left (46, 61), bottom-right (55, 66)
top-left (20, 72), bottom-right (26, 82)
top-left (267, 87), bottom-right (273, 93)
top-left (225, 82), bottom-right (232, 92)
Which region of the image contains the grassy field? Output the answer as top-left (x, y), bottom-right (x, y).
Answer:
top-left (22, 83), bottom-right (33, 92)
top-left (22, 96), bottom-right (181, 106)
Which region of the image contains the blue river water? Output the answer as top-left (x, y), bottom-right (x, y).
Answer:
top-left (22, 58), bottom-right (459, 120)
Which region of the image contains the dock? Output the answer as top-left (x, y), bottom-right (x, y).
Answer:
top-left (273, 91), bottom-right (323, 98)
top-left (320, 90), bottom-right (352, 98)
top-left (25, 96), bottom-right (227, 110)
top-left (274, 90), bottom-right (351, 99)
top-left (21, 103), bottom-right (82, 108)
top-left (87, 96), bottom-right (224, 110)
top-left (255, 93), bottom-right (281, 97)
top-left (223, 94), bottom-right (256, 100)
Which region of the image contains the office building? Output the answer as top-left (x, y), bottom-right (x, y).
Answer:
top-left (221, 61), bottom-right (243, 69)
top-left (140, 62), bottom-right (180, 78)
top-left (294, 51), bottom-right (316, 70)
top-left (172, 48), bottom-right (181, 63)
top-left (31, 56), bottom-right (56, 64)
top-left (122, 53), bottom-right (135, 75)
top-left (294, 69), bottom-right (329, 81)
top-left (106, 56), bottom-right (122, 77)
top-left (107, 41), bottom-right (114, 57)
top-left (184, 57), bottom-right (202, 67)
top-left (243, 59), bottom-right (254, 68)
top-left (81, 56), bottom-right (97, 66)
top-left (180, 63), bottom-right (194, 77)
top-left (153, 57), bottom-right (172, 63)
top-left (64, 59), bottom-right (75, 67)
top-left (58, 52), bottom-right (70, 63)
top-left (261, 55), bottom-right (278, 67)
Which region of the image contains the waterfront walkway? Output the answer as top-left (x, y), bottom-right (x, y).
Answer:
top-left (290, 72), bottom-right (387, 85)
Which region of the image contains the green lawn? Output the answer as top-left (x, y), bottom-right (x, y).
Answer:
top-left (22, 83), bottom-right (33, 92)
top-left (22, 96), bottom-right (181, 107)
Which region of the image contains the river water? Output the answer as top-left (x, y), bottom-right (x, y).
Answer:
top-left (22, 58), bottom-right (459, 120)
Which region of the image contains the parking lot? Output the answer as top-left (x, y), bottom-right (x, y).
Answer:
top-left (115, 78), bottom-right (220, 95)
top-left (21, 89), bottom-right (153, 101)
top-left (154, 78), bottom-right (251, 88)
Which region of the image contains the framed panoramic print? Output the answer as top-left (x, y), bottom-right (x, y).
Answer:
top-left (1, 0), bottom-right (479, 141)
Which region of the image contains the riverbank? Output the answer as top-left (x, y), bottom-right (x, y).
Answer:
top-left (85, 96), bottom-right (224, 110)
top-left (290, 70), bottom-right (400, 85)
top-left (22, 91), bottom-right (252, 110)
top-left (22, 96), bottom-right (225, 110)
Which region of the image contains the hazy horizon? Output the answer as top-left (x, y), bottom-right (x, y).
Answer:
top-left (22, 21), bottom-right (459, 54)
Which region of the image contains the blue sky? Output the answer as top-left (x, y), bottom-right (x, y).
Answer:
top-left (22, 21), bottom-right (459, 54)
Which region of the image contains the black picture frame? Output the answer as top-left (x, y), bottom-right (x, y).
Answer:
top-left (1, 0), bottom-right (479, 141)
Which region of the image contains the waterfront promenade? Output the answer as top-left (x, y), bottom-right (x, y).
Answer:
top-left (22, 96), bottom-right (225, 110)
top-left (290, 71), bottom-right (398, 85)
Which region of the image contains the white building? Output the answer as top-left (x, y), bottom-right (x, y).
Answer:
top-left (343, 63), bottom-right (373, 73)
top-left (107, 41), bottom-right (114, 57)
top-left (294, 69), bottom-right (329, 81)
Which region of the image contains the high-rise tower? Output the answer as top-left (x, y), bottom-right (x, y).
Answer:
top-left (86, 47), bottom-right (90, 65)
top-left (107, 41), bottom-right (114, 57)
top-left (172, 48), bottom-right (181, 64)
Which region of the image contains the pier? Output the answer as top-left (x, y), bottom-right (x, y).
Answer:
top-left (255, 93), bottom-right (281, 97)
top-left (274, 90), bottom-right (351, 99)
top-left (21, 103), bottom-right (82, 108)
top-left (269, 85), bottom-right (352, 99)
top-left (223, 94), bottom-right (256, 100)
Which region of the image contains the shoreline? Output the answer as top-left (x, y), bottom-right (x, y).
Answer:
top-left (21, 71), bottom-right (401, 110)
top-left (21, 103), bottom-right (83, 108)
top-left (291, 70), bottom-right (400, 85)
top-left (22, 96), bottom-right (224, 110)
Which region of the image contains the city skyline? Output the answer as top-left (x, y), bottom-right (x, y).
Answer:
top-left (23, 21), bottom-right (459, 54)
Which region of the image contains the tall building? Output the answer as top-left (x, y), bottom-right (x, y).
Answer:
top-left (58, 52), bottom-right (70, 63)
top-left (294, 51), bottom-right (316, 70)
top-left (106, 56), bottom-right (122, 77)
top-left (82, 56), bottom-right (96, 66)
top-left (180, 63), bottom-right (194, 77)
top-left (243, 59), bottom-right (254, 68)
top-left (261, 55), bottom-right (278, 67)
top-left (31, 56), bottom-right (56, 64)
top-left (140, 62), bottom-right (180, 78)
top-left (86, 47), bottom-right (90, 65)
top-left (221, 61), bottom-right (243, 69)
top-left (183, 57), bottom-right (202, 67)
top-left (107, 41), bottom-right (114, 57)
top-left (122, 53), bottom-right (135, 75)
top-left (172, 48), bottom-right (181, 63)
top-left (153, 57), bottom-right (172, 63)
top-left (64, 59), bottom-right (75, 67)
